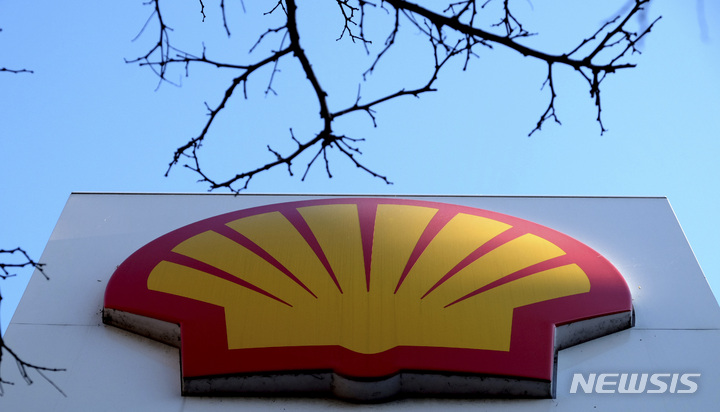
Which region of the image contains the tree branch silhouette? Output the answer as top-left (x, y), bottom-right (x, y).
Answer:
top-left (0, 28), bottom-right (61, 396)
top-left (0, 29), bottom-right (33, 74)
top-left (132, 0), bottom-right (659, 192)
top-left (0, 248), bottom-right (65, 396)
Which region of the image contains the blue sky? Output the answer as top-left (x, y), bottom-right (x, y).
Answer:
top-left (2, 0), bottom-right (719, 333)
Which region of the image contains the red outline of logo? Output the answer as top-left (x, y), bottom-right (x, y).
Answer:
top-left (103, 198), bottom-right (632, 399)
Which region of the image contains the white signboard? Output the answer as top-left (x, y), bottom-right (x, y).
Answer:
top-left (2, 193), bottom-right (719, 411)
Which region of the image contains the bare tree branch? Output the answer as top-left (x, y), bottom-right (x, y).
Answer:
top-left (131, 0), bottom-right (660, 192)
top-left (0, 248), bottom-right (47, 280)
top-left (0, 335), bottom-right (66, 397)
top-left (1, 26), bottom-right (64, 395)
top-left (0, 28), bottom-right (33, 74)
top-left (0, 248), bottom-right (65, 396)
top-left (0, 68), bottom-right (33, 74)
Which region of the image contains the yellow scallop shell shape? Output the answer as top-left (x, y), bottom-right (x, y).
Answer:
top-left (145, 202), bottom-right (590, 354)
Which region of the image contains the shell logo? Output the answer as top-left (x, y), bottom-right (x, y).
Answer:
top-left (103, 198), bottom-right (632, 400)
